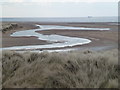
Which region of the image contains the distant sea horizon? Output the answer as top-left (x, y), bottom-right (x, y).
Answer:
top-left (0, 17), bottom-right (118, 23)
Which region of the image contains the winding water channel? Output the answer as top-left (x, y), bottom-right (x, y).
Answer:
top-left (2, 25), bottom-right (110, 51)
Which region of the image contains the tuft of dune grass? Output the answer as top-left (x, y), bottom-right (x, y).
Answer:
top-left (1, 49), bottom-right (118, 88)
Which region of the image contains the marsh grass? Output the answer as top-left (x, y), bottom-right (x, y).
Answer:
top-left (1, 49), bottom-right (118, 88)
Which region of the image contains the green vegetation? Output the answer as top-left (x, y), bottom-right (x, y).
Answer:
top-left (1, 49), bottom-right (118, 88)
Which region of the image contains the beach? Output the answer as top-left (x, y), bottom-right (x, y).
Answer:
top-left (2, 22), bottom-right (118, 51)
top-left (2, 22), bottom-right (50, 48)
top-left (1, 1), bottom-right (118, 88)
top-left (1, 22), bottom-right (118, 88)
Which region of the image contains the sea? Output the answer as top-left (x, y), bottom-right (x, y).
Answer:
top-left (0, 17), bottom-right (118, 23)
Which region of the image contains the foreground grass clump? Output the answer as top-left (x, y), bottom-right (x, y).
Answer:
top-left (2, 50), bottom-right (118, 88)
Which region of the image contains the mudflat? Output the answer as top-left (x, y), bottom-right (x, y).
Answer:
top-left (2, 22), bottom-right (118, 50)
top-left (2, 22), bottom-right (50, 47)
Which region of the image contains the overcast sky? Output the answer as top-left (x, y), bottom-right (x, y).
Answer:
top-left (1, 0), bottom-right (119, 3)
top-left (0, 0), bottom-right (119, 17)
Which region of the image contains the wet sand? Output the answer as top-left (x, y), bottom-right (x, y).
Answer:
top-left (2, 22), bottom-right (118, 51)
top-left (36, 23), bottom-right (118, 50)
top-left (2, 22), bottom-right (50, 47)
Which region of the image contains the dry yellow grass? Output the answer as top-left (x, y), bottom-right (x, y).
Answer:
top-left (1, 49), bottom-right (118, 88)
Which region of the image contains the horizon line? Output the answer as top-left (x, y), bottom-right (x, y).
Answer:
top-left (0, 16), bottom-right (118, 18)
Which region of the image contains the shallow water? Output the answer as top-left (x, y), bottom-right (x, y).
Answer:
top-left (2, 25), bottom-right (110, 51)
top-left (1, 17), bottom-right (118, 22)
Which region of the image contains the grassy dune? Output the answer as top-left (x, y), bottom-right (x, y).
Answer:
top-left (1, 23), bottom-right (18, 33)
top-left (1, 49), bottom-right (118, 88)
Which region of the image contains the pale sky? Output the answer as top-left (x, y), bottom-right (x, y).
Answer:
top-left (0, 0), bottom-right (119, 18)
top-left (0, 0), bottom-right (119, 3)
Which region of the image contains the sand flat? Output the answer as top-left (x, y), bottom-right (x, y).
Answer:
top-left (2, 22), bottom-right (118, 51)
top-left (2, 22), bottom-right (50, 47)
